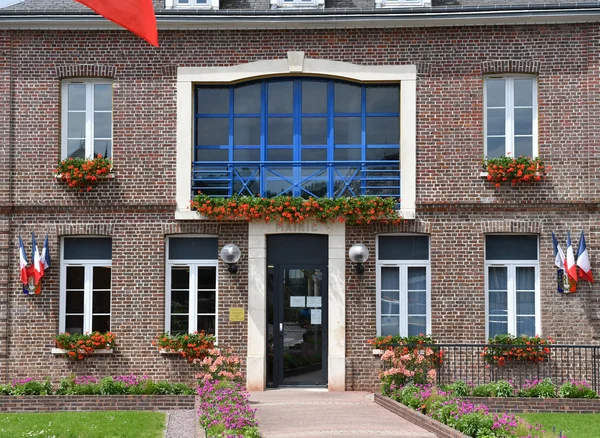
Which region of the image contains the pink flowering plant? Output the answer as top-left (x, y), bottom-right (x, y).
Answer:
top-left (194, 347), bottom-right (243, 384)
top-left (558, 379), bottom-right (598, 399)
top-left (379, 345), bottom-right (439, 395)
top-left (197, 380), bottom-right (260, 438)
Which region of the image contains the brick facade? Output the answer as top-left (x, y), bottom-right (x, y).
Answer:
top-left (1, 22), bottom-right (600, 390)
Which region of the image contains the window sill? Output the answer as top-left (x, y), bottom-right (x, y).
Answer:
top-left (54, 172), bottom-right (115, 180)
top-left (51, 348), bottom-right (113, 355)
top-left (480, 172), bottom-right (489, 178)
top-left (372, 349), bottom-right (383, 356)
top-left (159, 349), bottom-right (181, 355)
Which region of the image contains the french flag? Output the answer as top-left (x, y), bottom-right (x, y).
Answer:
top-left (32, 232), bottom-right (43, 287)
top-left (41, 235), bottom-right (51, 273)
top-left (566, 231), bottom-right (578, 283)
top-left (552, 232), bottom-right (566, 270)
top-left (18, 235), bottom-right (29, 294)
top-left (577, 231), bottom-right (594, 284)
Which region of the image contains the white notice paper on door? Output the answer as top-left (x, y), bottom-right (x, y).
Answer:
top-left (306, 296), bottom-right (321, 308)
top-left (290, 296), bottom-right (305, 308)
top-left (311, 309), bottom-right (322, 325)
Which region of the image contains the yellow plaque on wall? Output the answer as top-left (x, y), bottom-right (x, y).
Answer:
top-left (229, 308), bottom-right (245, 322)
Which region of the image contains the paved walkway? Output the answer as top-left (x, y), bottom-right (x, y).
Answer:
top-left (249, 389), bottom-right (436, 438)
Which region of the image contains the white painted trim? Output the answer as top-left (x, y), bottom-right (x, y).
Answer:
top-left (176, 53), bottom-right (417, 218)
top-left (165, 0), bottom-right (220, 9)
top-left (375, 0), bottom-right (430, 9)
top-left (246, 221), bottom-right (345, 391)
top-left (270, 0), bottom-right (324, 10)
top-left (51, 348), bottom-right (113, 354)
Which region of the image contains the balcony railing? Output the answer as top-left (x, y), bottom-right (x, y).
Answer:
top-left (192, 160), bottom-right (401, 200)
top-left (382, 343), bottom-right (600, 393)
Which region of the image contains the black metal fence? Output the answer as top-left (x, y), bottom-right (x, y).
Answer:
top-left (381, 343), bottom-right (600, 393)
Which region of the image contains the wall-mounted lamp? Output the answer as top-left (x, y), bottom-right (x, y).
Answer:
top-left (221, 244), bottom-right (241, 273)
top-left (349, 244), bottom-right (369, 275)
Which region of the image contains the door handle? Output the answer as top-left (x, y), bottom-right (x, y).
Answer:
top-left (279, 323), bottom-right (283, 332)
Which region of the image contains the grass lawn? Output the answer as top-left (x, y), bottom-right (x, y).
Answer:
top-left (0, 411), bottom-right (166, 438)
top-left (519, 413), bottom-right (600, 438)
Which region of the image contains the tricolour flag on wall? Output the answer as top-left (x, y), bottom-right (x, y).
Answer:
top-left (577, 231), bottom-right (594, 284)
top-left (552, 231), bottom-right (568, 293)
top-left (566, 231), bottom-right (578, 282)
top-left (18, 235), bottom-right (29, 294)
top-left (75, 0), bottom-right (159, 46)
top-left (32, 232), bottom-right (43, 286)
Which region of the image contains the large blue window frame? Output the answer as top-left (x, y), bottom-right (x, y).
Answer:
top-left (193, 78), bottom-right (400, 199)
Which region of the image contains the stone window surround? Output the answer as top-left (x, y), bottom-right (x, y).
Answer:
top-left (175, 51), bottom-right (417, 221)
top-left (165, 0), bottom-right (220, 10)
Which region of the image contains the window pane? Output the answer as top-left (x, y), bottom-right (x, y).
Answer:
top-left (366, 117), bottom-right (399, 145)
top-left (486, 235), bottom-right (538, 260)
top-left (487, 109), bottom-right (505, 136)
top-left (92, 290), bottom-right (111, 314)
top-left (408, 291), bottom-right (426, 315)
top-left (64, 238), bottom-right (112, 260)
top-left (171, 291), bottom-right (189, 313)
top-left (170, 315), bottom-right (189, 335)
top-left (234, 84), bottom-right (261, 114)
top-left (94, 140), bottom-right (111, 159)
top-left (268, 82), bottom-right (293, 114)
top-left (65, 315), bottom-right (84, 334)
top-left (301, 148), bottom-right (326, 161)
top-left (489, 291), bottom-right (508, 314)
top-left (66, 291), bottom-right (84, 313)
top-left (169, 238), bottom-right (218, 260)
top-left (171, 266), bottom-right (190, 289)
top-left (514, 108), bottom-right (533, 136)
top-left (91, 315), bottom-right (110, 333)
top-left (197, 315), bottom-right (216, 335)
top-left (408, 267), bottom-right (426, 290)
top-left (94, 84), bottom-right (112, 111)
top-left (514, 79), bottom-right (533, 107)
top-left (68, 112), bottom-right (86, 138)
top-left (366, 86), bottom-right (399, 113)
top-left (381, 315), bottom-right (399, 336)
top-left (486, 137), bottom-right (505, 159)
top-left (197, 267), bottom-right (216, 290)
top-left (268, 148), bottom-right (293, 161)
top-left (197, 88), bottom-right (229, 114)
top-left (334, 83), bottom-right (361, 113)
top-left (66, 266), bottom-right (85, 289)
top-left (514, 137), bottom-right (533, 158)
top-left (378, 236), bottom-right (429, 260)
top-left (234, 118), bottom-right (260, 146)
top-left (408, 316), bottom-right (426, 337)
top-left (268, 118), bottom-right (293, 145)
top-left (198, 291), bottom-right (216, 313)
top-left (488, 266), bottom-right (507, 291)
top-left (233, 148), bottom-right (259, 161)
top-left (67, 139), bottom-right (86, 159)
top-left (93, 266), bottom-right (111, 290)
top-left (381, 267), bottom-right (399, 290)
top-left (381, 291), bottom-right (399, 314)
top-left (302, 81), bottom-right (327, 114)
top-left (302, 118), bottom-right (327, 145)
top-left (489, 321), bottom-right (508, 338)
top-left (517, 291), bottom-right (535, 315)
top-left (334, 117), bottom-right (361, 144)
top-left (366, 148), bottom-right (399, 161)
top-left (516, 267), bottom-right (535, 290)
top-left (517, 316), bottom-right (535, 337)
top-left (266, 179), bottom-right (292, 197)
top-left (486, 79), bottom-right (505, 107)
top-left (68, 84), bottom-right (86, 111)
top-left (334, 148), bottom-right (361, 161)
top-left (197, 118), bottom-right (229, 146)
top-left (195, 148), bottom-right (228, 162)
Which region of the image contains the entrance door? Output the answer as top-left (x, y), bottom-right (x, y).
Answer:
top-left (266, 235), bottom-right (328, 387)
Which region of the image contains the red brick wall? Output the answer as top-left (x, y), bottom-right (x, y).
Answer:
top-left (0, 395), bottom-right (195, 412)
top-left (1, 23), bottom-right (599, 389)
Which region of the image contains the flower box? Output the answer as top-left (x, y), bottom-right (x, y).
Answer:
top-left (483, 155), bottom-right (549, 188)
top-left (52, 348), bottom-right (113, 355)
top-left (54, 155), bottom-right (112, 192)
top-left (372, 349), bottom-right (383, 356)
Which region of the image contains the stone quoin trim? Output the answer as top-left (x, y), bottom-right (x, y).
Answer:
top-left (481, 220), bottom-right (543, 234)
top-left (56, 224), bottom-right (114, 236)
top-left (175, 51), bottom-right (418, 220)
top-left (161, 223), bottom-right (220, 235)
top-left (481, 60), bottom-right (541, 75)
top-left (54, 64), bottom-right (117, 79)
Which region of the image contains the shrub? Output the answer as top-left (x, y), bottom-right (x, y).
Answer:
top-left (495, 380), bottom-right (516, 398)
top-left (517, 379), bottom-right (556, 398)
top-left (378, 344), bottom-right (440, 393)
top-left (558, 379), bottom-right (598, 399)
top-left (194, 348), bottom-right (244, 384)
top-left (9, 378), bottom-right (53, 396)
top-left (444, 380), bottom-right (471, 397)
top-left (472, 383), bottom-right (496, 397)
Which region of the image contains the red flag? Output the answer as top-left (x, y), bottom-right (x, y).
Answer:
top-left (76, 0), bottom-right (158, 47)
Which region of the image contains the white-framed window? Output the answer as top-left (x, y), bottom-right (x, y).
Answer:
top-left (270, 0), bottom-right (324, 8)
top-left (376, 235), bottom-right (431, 337)
top-left (59, 237), bottom-right (112, 334)
top-left (165, 236), bottom-right (218, 336)
top-left (61, 79), bottom-right (113, 160)
top-left (375, 0), bottom-right (431, 8)
top-left (484, 75), bottom-right (538, 159)
top-left (165, 0), bottom-right (219, 9)
top-left (485, 235), bottom-right (540, 339)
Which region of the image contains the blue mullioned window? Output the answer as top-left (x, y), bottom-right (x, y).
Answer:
top-left (193, 78), bottom-right (400, 199)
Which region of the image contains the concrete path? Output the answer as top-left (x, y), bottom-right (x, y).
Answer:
top-left (249, 389), bottom-right (436, 438)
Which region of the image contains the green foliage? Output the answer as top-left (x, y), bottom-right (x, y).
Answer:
top-left (155, 331), bottom-right (215, 362)
top-left (448, 380), bottom-right (471, 397)
top-left (517, 378), bottom-right (556, 398)
top-left (483, 155), bottom-right (548, 188)
top-left (368, 334), bottom-right (435, 349)
top-left (558, 380), bottom-right (598, 399)
top-left (472, 383), bottom-right (496, 397)
top-left (454, 412), bottom-right (495, 438)
top-left (495, 380), bottom-right (516, 398)
top-left (54, 155), bottom-right (112, 191)
top-left (482, 334), bottom-right (554, 366)
top-left (191, 194), bottom-right (402, 225)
